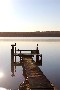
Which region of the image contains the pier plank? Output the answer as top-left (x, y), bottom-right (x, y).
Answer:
top-left (22, 57), bottom-right (54, 90)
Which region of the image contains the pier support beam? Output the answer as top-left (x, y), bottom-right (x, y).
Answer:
top-left (11, 43), bottom-right (16, 76)
top-left (36, 44), bottom-right (39, 62)
top-left (11, 43), bottom-right (16, 63)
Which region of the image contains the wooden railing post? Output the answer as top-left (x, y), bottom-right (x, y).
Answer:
top-left (11, 43), bottom-right (16, 63)
top-left (36, 44), bottom-right (39, 62)
top-left (11, 43), bottom-right (16, 76)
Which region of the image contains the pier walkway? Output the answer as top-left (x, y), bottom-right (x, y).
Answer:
top-left (19, 56), bottom-right (54, 90)
top-left (11, 43), bottom-right (55, 90)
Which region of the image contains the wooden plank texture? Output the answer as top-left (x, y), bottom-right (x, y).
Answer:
top-left (21, 56), bottom-right (54, 90)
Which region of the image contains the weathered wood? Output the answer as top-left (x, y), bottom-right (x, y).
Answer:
top-left (11, 43), bottom-right (57, 90)
top-left (19, 56), bottom-right (54, 90)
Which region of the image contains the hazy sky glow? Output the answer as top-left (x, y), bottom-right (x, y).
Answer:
top-left (0, 0), bottom-right (60, 32)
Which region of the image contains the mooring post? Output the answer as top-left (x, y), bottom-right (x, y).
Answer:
top-left (11, 43), bottom-right (16, 76)
top-left (40, 54), bottom-right (42, 66)
top-left (20, 50), bottom-right (21, 61)
top-left (41, 54), bottom-right (42, 61)
top-left (11, 43), bottom-right (16, 63)
top-left (11, 46), bottom-right (14, 64)
top-left (15, 47), bottom-right (16, 63)
top-left (41, 54), bottom-right (42, 65)
top-left (36, 44), bottom-right (39, 62)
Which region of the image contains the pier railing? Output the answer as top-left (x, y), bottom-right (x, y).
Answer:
top-left (11, 43), bottom-right (42, 66)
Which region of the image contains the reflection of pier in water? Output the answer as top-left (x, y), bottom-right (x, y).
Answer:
top-left (11, 43), bottom-right (55, 90)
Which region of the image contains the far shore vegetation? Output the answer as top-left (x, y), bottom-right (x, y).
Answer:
top-left (0, 31), bottom-right (60, 37)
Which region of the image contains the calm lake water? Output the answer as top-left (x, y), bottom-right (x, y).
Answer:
top-left (0, 37), bottom-right (60, 90)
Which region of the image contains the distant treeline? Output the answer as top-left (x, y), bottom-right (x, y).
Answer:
top-left (0, 31), bottom-right (60, 37)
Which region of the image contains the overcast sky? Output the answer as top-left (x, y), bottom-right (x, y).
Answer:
top-left (0, 0), bottom-right (60, 32)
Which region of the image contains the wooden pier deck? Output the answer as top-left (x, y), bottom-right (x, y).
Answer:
top-left (19, 56), bottom-right (54, 90)
top-left (11, 43), bottom-right (57, 90)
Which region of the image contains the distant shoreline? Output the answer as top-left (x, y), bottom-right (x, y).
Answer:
top-left (0, 31), bottom-right (60, 37)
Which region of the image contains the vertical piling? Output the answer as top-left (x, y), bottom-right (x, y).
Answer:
top-left (40, 54), bottom-right (42, 66)
top-left (36, 44), bottom-right (39, 62)
top-left (11, 43), bottom-right (16, 75)
top-left (11, 46), bottom-right (14, 64)
top-left (11, 43), bottom-right (16, 61)
top-left (15, 47), bottom-right (16, 63)
top-left (20, 50), bottom-right (21, 62)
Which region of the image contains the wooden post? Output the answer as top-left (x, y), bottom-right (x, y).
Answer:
top-left (20, 50), bottom-right (21, 61)
top-left (41, 54), bottom-right (42, 65)
top-left (11, 43), bottom-right (16, 76)
top-left (40, 54), bottom-right (42, 66)
top-left (11, 46), bottom-right (14, 63)
top-left (36, 44), bottom-right (39, 62)
top-left (11, 43), bottom-right (16, 63)
top-left (15, 47), bottom-right (16, 63)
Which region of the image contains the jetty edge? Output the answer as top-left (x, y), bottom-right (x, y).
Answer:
top-left (11, 43), bottom-right (58, 90)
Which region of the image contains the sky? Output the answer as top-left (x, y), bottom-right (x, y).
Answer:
top-left (0, 0), bottom-right (60, 32)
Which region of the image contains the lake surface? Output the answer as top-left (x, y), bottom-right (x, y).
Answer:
top-left (0, 37), bottom-right (60, 90)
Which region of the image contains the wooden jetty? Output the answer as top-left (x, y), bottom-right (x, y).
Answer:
top-left (11, 43), bottom-right (55, 90)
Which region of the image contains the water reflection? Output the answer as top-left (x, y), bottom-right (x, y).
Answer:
top-left (0, 87), bottom-right (7, 90)
top-left (0, 72), bottom-right (4, 78)
top-left (0, 37), bottom-right (60, 89)
top-left (0, 87), bottom-right (19, 90)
